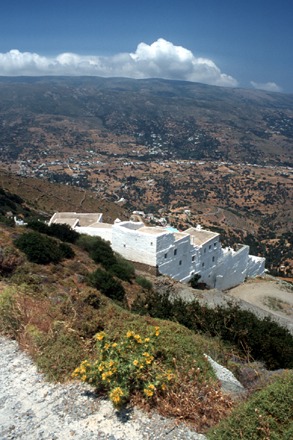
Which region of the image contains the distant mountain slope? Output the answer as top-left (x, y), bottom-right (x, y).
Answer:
top-left (0, 170), bottom-right (129, 223)
top-left (0, 76), bottom-right (292, 165)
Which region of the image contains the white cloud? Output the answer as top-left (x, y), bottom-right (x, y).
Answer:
top-left (0, 39), bottom-right (238, 87)
top-left (250, 80), bottom-right (282, 92)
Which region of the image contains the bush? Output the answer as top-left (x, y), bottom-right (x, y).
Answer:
top-left (109, 256), bottom-right (135, 282)
top-left (49, 223), bottom-right (79, 243)
top-left (27, 220), bottom-right (79, 243)
top-left (77, 235), bottom-right (117, 267)
top-left (77, 235), bottom-right (136, 282)
top-left (136, 276), bottom-right (153, 291)
top-left (0, 286), bottom-right (22, 336)
top-left (14, 232), bottom-right (62, 264)
top-left (34, 329), bottom-right (87, 381)
top-left (72, 326), bottom-right (175, 408)
top-left (14, 231), bottom-right (75, 265)
top-left (26, 220), bottom-right (50, 234)
top-left (90, 242), bottom-right (117, 267)
top-left (76, 234), bottom-right (99, 253)
top-left (207, 371), bottom-right (293, 439)
top-left (87, 268), bottom-right (125, 301)
top-left (132, 291), bottom-right (293, 370)
top-left (59, 242), bottom-right (75, 259)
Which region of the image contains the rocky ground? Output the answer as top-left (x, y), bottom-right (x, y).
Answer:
top-left (0, 337), bottom-right (206, 440)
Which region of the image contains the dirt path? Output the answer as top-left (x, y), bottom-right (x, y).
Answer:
top-left (227, 279), bottom-right (293, 333)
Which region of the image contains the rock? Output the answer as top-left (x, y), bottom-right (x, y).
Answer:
top-left (205, 355), bottom-right (245, 397)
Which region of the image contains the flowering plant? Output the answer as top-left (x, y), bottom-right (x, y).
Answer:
top-left (72, 326), bottom-right (175, 408)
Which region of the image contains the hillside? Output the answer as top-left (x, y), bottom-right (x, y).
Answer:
top-left (0, 76), bottom-right (292, 166)
top-left (0, 169), bottom-right (129, 223)
top-left (0, 77), bottom-right (292, 277)
top-left (0, 193), bottom-right (293, 438)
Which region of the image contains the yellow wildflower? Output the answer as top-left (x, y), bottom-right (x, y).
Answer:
top-left (133, 359), bottom-right (139, 367)
top-left (134, 334), bottom-right (142, 343)
top-left (126, 330), bottom-right (134, 338)
top-left (95, 332), bottom-right (106, 341)
top-left (144, 388), bottom-right (154, 398)
top-left (144, 337), bottom-right (150, 343)
top-left (109, 387), bottom-right (124, 406)
top-left (112, 343), bottom-right (118, 348)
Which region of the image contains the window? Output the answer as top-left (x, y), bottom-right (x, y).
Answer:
top-left (192, 255), bottom-right (195, 262)
top-left (209, 244), bottom-right (212, 250)
top-left (204, 248), bottom-right (206, 254)
top-left (174, 249), bottom-right (177, 256)
top-left (202, 262), bottom-right (205, 268)
top-left (212, 256), bottom-right (215, 262)
top-left (164, 253), bottom-right (168, 259)
top-left (214, 242), bottom-right (217, 248)
top-left (150, 242), bottom-right (153, 246)
top-left (123, 244), bottom-right (126, 248)
top-left (179, 260), bottom-right (182, 266)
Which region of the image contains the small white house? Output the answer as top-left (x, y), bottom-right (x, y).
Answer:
top-left (49, 212), bottom-right (265, 290)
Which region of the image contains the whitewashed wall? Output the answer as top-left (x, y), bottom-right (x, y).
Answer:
top-left (246, 255), bottom-right (266, 277)
top-left (75, 226), bottom-right (113, 243)
top-left (212, 245), bottom-right (251, 290)
top-left (111, 222), bottom-right (159, 266)
top-left (157, 234), bottom-right (193, 281)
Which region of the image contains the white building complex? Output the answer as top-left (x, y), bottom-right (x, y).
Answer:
top-left (49, 212), bottom-right (265, 290)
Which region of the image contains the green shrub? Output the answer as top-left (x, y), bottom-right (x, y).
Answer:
top-left (0, 286), bottom-right (21, 336)
top-left (76, 234), bottom-right (99, 253)
top-left (207, 371), bottom-right (293, 440)
top-left (0, 215), bottom-right (15, 227)
top-left (27, 220), bottom-right (79, 243)
top-left (59, 242), bottom-right (75, 259)
top-left (77, 235), bottom-right (135, 282)
top-left (90, 242), bottom-right (116, 267)
top-left (109, 256), bottom-right (135, 282)
top-left (87, 268), bottom-right (125, 301)
top-left (14, 231), bottom-right (75, 264)
top-left (26, 220), bottom-right (50, 234)
top-left (48, 223), bottom-right (79, 243)
top-left (136, 275), bottom-right (153, 291)
top-left (14, 232), bottom-right (62, 264)
top-left (77, 235), bottom-right (117, 267)
top-left (72, 326), bottom-right (174, 408)
top-left (132, 291), bottom-right (293, 370)
top-left (34, 328), bottom-right (87, 381)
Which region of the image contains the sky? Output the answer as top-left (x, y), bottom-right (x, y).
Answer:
top-left (0, 0), bottom-right (292, 93)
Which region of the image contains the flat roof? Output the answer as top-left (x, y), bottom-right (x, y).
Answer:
top-left (53, 218), bottom-right (77, 227)
top-left (174, 232), bottom-right (189, 241)
top-left (138, 226), bottom-right (168, 235)
top-left (51, 212), bottom-right (102, 227)
top-left (185, 227), bottom-right (219, 246)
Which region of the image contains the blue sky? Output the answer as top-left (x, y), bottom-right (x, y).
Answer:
top-left (0, 0), bottom-right (292, 92)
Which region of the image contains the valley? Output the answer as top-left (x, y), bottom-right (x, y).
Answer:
top-left (0, 76), bottom-right (292, 277)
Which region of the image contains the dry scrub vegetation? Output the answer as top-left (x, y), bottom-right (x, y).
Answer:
top-left (1, 221), bottom-right (292, 436)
